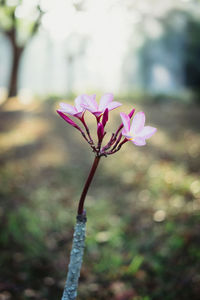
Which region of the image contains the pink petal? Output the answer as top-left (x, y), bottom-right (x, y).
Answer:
top-left (89, 94), bottom-right (98, 110)
top-left (81, 94), bottom-right (98, 113)
top-left (120, 113), bottom-right (130, 133)
top-left (115, 108), bottom-right (135, 134)
top-left (74, 112), bottom-right (83, 118)
top-left (89, 94), bottom-right (97, 102)
top-left (138, 126), bottom-right (157, 139)
top-left (75, 95), bottom-right (85, 113)
top-left (130, 112), bottom-right (145, 134)
top-left (99, 93), bottom-right (114, 111)
top-left (59, 103), bottom-right (77, 115)
top-left (132, 137), bottom-right (146, 146)
top-left (122, 130), bottom-right (133, 139)
top-left (92, 111), bottom-right (102, 117)
top-left (106, 101), bottom-right (122, 111)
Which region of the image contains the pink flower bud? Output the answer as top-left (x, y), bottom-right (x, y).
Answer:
top-left (128, 108), bottom-right (135, 119)
top-left (57, 110), bottom-right (82, 132)
top-left (102, 108), bottom-right (109, 127)
top-left (97, 122), bottom-right (104, 141)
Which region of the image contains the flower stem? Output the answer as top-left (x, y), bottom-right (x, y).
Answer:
top-left (61, 214), bottom-right (87, 300)
top-left (61, 157), bottom-right (100, 300)
top-left (81, 118), bottom-right (94, 146)
top-left (77, 156), bottom-right (100, 215)
top-left (110, 133), bottom-right (122, 152)
top-left (106, 138), bottom-right (128, 155)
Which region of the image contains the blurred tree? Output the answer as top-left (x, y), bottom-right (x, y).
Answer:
top-left (135, 8), bottom-right (200, 97)
top-left (0, 0), bottom-right (43, 97)
top-left (184, 17), bottom-right (200, 98)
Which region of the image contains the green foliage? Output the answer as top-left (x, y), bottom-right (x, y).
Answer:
top-left (127, 255), bottom-right (144, 275)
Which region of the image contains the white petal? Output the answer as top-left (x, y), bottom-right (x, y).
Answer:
top-left (106, 101), bottom-right (122, 111)
top-left (130, 112), bottom-right (145, 135)
top-left (75, 95), bottom-right (84, 112)
top-left (122, 130), bottom-right (133, 140)
top-left (99, 93), bottom-right (114, 111)
top-left (120, 113), bottom-right (130, 133)
top-left (81, 94), bottom-right (98, 112)
top-left (133, 137), bottom-right (146, 146)
top-left (138, 126), bottom-right (157, 139)
top-left (59, 103), bottom-right (77, 115)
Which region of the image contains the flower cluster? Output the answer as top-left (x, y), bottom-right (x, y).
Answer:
top-left (57, 93), bottom-right (157, 157)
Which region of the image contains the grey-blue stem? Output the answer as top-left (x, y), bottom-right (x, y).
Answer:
top-left (61, 214), bottom-right (87, 300)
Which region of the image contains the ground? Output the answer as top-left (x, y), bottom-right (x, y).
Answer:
top-left (0, 97), bottom-right (200, 300)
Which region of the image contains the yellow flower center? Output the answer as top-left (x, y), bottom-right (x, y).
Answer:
top-left (127, 136), bottom-right (134, 141)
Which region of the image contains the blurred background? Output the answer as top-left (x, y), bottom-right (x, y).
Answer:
top-left (0, 0), bottom-right (200, 299)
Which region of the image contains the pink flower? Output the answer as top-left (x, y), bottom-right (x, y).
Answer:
top-left (58, 95), bottom-right (85, 118)
top-left (81, 93), bottom-right (121, 117)
top-left (120, 111), bottom-right (157, 146)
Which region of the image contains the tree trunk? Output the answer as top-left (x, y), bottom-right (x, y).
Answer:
top-left (8, 45), bottom-right (23, 97)
top-left (5, 5), bottom-right (43, 99)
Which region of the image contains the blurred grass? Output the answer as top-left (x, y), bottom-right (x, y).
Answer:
top-left (0, 97), bottom-right (200, 300)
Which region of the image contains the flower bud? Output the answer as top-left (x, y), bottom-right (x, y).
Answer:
top-left (97, 122), bottom-right (104, 141)
top-left (128, 108), bottom-right (135, 119)
top-left (57, 111), bottom-right (82, 131)
top-left (102, 108), bottom-right (109, 127)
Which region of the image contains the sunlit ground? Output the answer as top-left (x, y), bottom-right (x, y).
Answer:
top-left (0, 97), bottom-right (200, 300)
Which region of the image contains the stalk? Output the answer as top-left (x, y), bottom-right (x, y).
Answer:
top-left (77, 156), bottom-right (100, 215)
top-left (81, 117), bottom-right (94, 146)
top-left (61, 214), bottom-right (86, 300)
top-left (61, 156), bottom-right (100, 300)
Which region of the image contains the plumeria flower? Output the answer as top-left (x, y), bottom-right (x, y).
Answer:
top-left (81, 93), bottom-right (121, 117)
top-left (120, 111), bottom-right (157, 146)
top-left (58, 95), bottom-right (85, 118)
